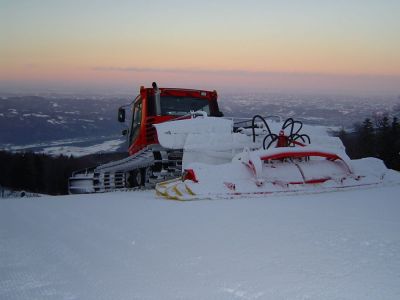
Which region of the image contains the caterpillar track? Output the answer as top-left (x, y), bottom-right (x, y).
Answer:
top-left (69, 145), bottom-right (183, 194)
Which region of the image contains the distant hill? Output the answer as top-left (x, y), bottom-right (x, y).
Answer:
top-left (1, 93), bottom-right (398, 152)
top-left (0, 96), bottom-right (128, 145)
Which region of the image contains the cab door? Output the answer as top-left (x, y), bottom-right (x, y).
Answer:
top-left (128, 99), bottom-right (143, 151)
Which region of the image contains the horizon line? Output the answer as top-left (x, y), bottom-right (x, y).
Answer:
top-left (91, 66), bottom-right (400, 78)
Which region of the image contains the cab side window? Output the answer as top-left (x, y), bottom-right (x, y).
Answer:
top-left (129, 100), bottom-right (143, 144)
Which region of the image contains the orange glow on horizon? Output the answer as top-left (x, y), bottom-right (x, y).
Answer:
top-left (1, 1), bottom-right (399, 93)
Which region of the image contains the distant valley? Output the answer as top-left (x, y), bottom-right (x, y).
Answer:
top-left (1, 92), bottom-right (399, 156)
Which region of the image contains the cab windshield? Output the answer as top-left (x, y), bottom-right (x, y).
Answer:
top-left (160, 96), bottom-right (210, 116)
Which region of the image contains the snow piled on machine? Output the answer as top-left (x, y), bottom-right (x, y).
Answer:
top-left (155, 115), bottom-right (400, 200)
top-left (155, 116), bottom-right (345, 169)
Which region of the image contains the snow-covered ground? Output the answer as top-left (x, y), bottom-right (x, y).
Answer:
top-left (2, 137), bottom-right (125, 157)
top-left (1, 185), bottom-right (400, 299)
top-left (40, 139), bottom-right (125, 157)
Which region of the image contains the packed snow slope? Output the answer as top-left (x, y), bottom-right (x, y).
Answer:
top-left (1, 186), bottom-right (400, 299)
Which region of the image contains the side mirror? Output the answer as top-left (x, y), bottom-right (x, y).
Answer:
top-left (121, 129), bottom-right (128, 136)
top-left (118, 107), bottom-right (125, 122)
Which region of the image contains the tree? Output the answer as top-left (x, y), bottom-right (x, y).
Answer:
top-left (355, 118), bottom-right (375, 158)
top-left (389, 117), bottom-right (400, 170)
top-left (376, 115), bottom-right (391, 162)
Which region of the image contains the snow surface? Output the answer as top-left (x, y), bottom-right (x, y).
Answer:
top-left (1, 186), bottom-right (400, 299)
top-left (3, 138), bottom-right (125, 157)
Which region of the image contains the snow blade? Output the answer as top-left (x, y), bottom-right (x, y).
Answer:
top-left (154, 115), bottom-right (400, 201)
top-left (155, 178), bottom-right (197, 201)
top-left (155, 147), bottom-right (398, 201)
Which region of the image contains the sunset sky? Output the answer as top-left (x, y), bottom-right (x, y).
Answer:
top-left (1, 0), bottom-right (399, 94)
